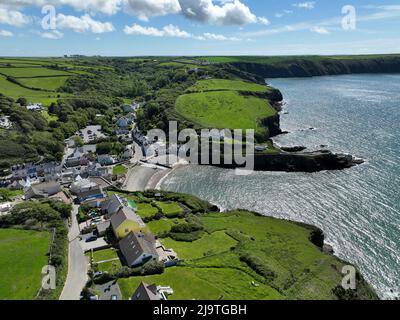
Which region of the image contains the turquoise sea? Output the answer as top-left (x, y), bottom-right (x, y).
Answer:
top-left (161, 74), bottom-right (400, 299)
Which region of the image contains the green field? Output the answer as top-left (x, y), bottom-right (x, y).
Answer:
top-left (0, 67), bottom-right (73, 78)
top-left (0, 75), bottom-right (68, 104)
top-left (156, 201), bottom-right (185, 218)
top-left (188, 79), bottom-right (269, 93)
top-left (87, 249), bottom-right (122, 274)
top-left (175, 91), bottom-right (276, 133)
top-left (119, 266), bottom-right (281, 300)
top-left (136, 202), bottom-right (160, 219)
top-left (112, 165), bottom-right (128, 176)
top-left (0, 229), bottom-right (50, 300)
top-left (147, 218), bottom-right (182, 235)
top-left (18, 76), bottom-right (70, 91)
top-left (118, 210), bottom-right (376, 300)
top-left (162, 231), bottom-right (238, 260)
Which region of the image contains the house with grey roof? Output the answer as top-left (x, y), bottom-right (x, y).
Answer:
top-left (119, 232), bottom-right (158, 267)
top-left (25, 181), bottom-right (62, 200)
top-left (101, 194), bottom-right (126, 218)
top-left (110, 206), bottom-right (145, 239)
top-left (131, 282), bottom-right (161, 301)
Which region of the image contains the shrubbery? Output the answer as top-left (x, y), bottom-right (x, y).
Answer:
top-left (239, 253), bottom-right (276, 282)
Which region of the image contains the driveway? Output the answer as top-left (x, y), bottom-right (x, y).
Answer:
top-left (60, 205), bottom-right (88, 300)
top-left (80, 237), bottom-right (110, 253)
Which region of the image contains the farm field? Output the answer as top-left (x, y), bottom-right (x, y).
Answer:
top-left (0, 75), bottom-right (68, 104)
top-left (175, 91), bottom-right (276, 134)
top-left (118, 266), bottom-right (281, 300)
top-left (187, 79), bottom-right (269, 93)
top-left (17, 76), bottom-right (70, 91)
top-left (0, 229), bottom-right (50, 300)
top-left (0, 67), bottom-right (73, 78)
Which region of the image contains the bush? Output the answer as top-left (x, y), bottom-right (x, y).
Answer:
top-left (169, 230), bottom-right (204, 242)
top-left (240, 253), bottom-right (276, 282)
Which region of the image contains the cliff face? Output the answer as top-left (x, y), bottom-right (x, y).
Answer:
top-left (230, 56), bottom-right (400, 78)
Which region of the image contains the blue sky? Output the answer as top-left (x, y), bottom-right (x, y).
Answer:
top-left (0, 0), bottom-right (399, 56)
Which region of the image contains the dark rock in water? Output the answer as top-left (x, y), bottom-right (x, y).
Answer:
top-left (320, 144), bottom-right (328, 148)
top-left (323, 244), bottom-right (335, 254)
top-left (208, 149), bottom-right (365, 173)
top-left (280, 131), bottom-right (290, 135)
top-left (281, 146), bottom-right (307, 152)
top-left (309, 127), bottom-right (316, 131)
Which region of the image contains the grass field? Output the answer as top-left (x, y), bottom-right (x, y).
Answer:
top-left (0, 75), bottom-right (69, 104)
top-left (0, 229), bottom-right (49, 300)
top-left (175, 91), bottom-right (276, 134)
top-left (156, 201), bottom-right (184, 218)
top-left (118, 210), bottom-right (374, 300)
top-left (0, 67), bottom-right (73, 78)
top-left (136, 202), bottom-right (160, 219)
top-left (112, 165), bottom-right (128, 176)
top-left (18, 76), bottom-right (70, 91)
top-left (87, 249), bottom-right (122, 274)
top-left (147, 218), bottom-right (182, 235)
top-left (161, 231), bottom-right (238, 260)
top-left (188, 79), bottom-right (269, 93)
top-left (118, 266), bottom-right (282, 300)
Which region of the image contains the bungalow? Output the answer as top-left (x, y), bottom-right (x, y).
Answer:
top-left (131, 282), bottom-right (161, 301)
top-left (97, 155), bottom-right (114, 166)
top-left (26, 103), bottom-right (43, 112)
top-left (111, 206), bottom-right (145, 239)
top-left (75, 186), bottom-right (104, 203)
top-left (101, 194), bottom-right (126, 218)
top-left (119, 232), bottom-right (158, 267)
top-left (25, 181), bottom-right (62, 200)
top-left (0, 116), bottom-right (12, 129)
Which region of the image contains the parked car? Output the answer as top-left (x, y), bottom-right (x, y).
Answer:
top-left (93, 271), bottom-right (103, 278)
top-left (85, 235), bottom-right (98, 243)
top-left (110, 295), bottom-right (118, 300)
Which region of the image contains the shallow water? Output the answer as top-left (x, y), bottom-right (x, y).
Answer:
top-left (161, 74), bottom-right (400, 299)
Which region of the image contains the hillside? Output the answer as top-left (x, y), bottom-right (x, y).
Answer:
top-left (114, 195), bottom-right (378, 300)
top-left (199, 55), bottom-right (400, 78)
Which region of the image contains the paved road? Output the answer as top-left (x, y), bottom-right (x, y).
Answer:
top-left (60, 205), bottom-right (88, 300)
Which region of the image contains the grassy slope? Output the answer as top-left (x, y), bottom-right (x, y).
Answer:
top-left (0, 229), bottom-right (49, 300)
top-left (0, 75), bottom-right (68, 104)
top-left (0, 67), bottom-right (73, 78)
top-left (18, 76), bottom-right (70, 91)
top-left (119, 211), bottom-right (377, 300)
top-left (176, 91), bottom-right (276, 134)
top-left (187, 79), bottom-right (269, 92)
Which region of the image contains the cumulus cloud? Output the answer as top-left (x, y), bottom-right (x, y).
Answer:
top-left (0, 29), bottom-right (14, 37)
top-left (124, 23), bottom-right (190, 38)
top-left (124, 23), bottom-right (241, 41)
top-left (0, 0), bottom-right (123, 15)
top-left (39, 29), bottom-right (64, 39)
top-left (124, 0), bottom-right (181, 21)
top-left (258, 17), bottom-right (270, 25)
top-left (0, 7), bottom-right (31, 27)
top-left (310, 26), bottom-right (330, 34)
top-left (179, 0), bottom-right (258, 25)
top-left (56, 14), bottom-right (115, 33)
top-left (293, 2), bottom-right (316, 10)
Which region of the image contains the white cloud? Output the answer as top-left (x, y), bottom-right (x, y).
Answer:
top-left (124, 23), bottom-right (190, 38)
top-left (124, 23), bottom-right (241, 41)
top-left (0, 7), bottom-right (31, 27)
top-left (0, 29), bottom-right (14, 37)
top-left (310, 26), bottom-right (330, 34)
top-left (293, 2), bottom-right (316, 10)
top-left (56, 14), bottom-right (115, 33)
top-left (202, 32), bottom-right (239, 41)
top-left (258, 17), bottom-right (270, 26)
top-left (179, 0), bottom-right (258, 25)
top-left (39, 30), bottom-right (64, 39)
top-left (0, 1), bottom-right (123, 15)
top-left (124, 0), bottom-right (181, 21)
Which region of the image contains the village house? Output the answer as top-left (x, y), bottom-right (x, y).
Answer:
top-left (24, 181), bottom-right (62, 200)
top-left (0, 116), bottom-right (12, 129)
top-left (96, 221), bottom-right (111, 237)
top-left (101, 194), bottom-right (126, 218)
top-left (75, 185), bottom-right (104, 204)
top-left (119, 232), bottom-right (158, 267)
top-left (131, 282), bottom-right (162, 301)
top-left (97, 155), bottom-right (114, 166)
top-left (26, 103), bottom-right (43, 112)
top-left (111, 206), bottom-right (145, 239)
